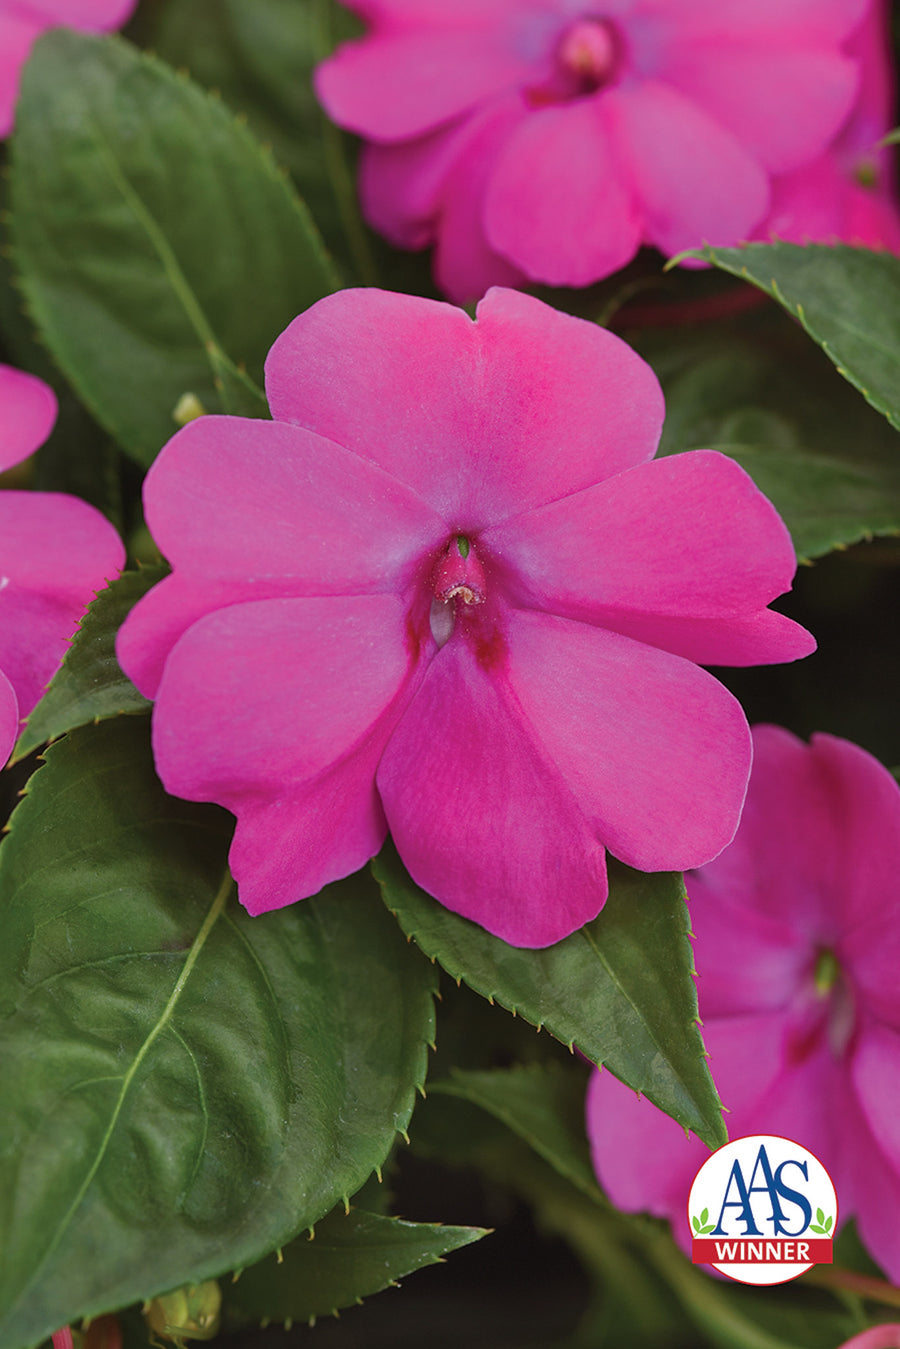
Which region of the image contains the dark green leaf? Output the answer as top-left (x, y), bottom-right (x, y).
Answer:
top-left (694, 242), bottom-right (900, 433)
top-left (373, 844), bottom-right (725, 1150)
top-left (432, 1064), bottom-right (601, 1202)
top-left (13, 566), bottom-right (166, 762)
top-left (641, 315), bottom-right (900, 559)
top-left (148, 0), bottom-right (371, 278)
top-left (0, 719), bottom-right (436, 1349)
top-left (10, 30), bottom-right (340, 466)
top-left (227, 1206), bottom-right (487, 1325)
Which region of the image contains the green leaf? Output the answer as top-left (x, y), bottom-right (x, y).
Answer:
top-left (433, 1063), bottom-right (601, 1202)
top-left (701, 1208), bottom-right (708, 1225)
top-left (227, 1205), bottom-right (487, 1325)
top-left (825, 1216), bottom-right (833, 1233)
top-left (373, 843), bottom-right (725, 1150)
top-left (0, 719), bottom-right (436, 1349)
top-left (13, 567), bottom-right (166, 762)
top-left (809, 1226), bottom-right (827, 1235)
top-left (10, 30), bottom-right (340, 467)
top-left (641, 315), bottom-right (900, 560)
top-left (817, 1208), bottom-right (825, 1226)
top-left (694, 242), bottom-right (900, 434)
top-left (692, 1215), bottom-right (701, 1232)
top-left (148, 0), bottom-right (371, 281)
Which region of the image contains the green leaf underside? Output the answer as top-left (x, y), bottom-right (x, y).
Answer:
top-left (640, 315), bottom-right (900, 561)
top-left (0, 720), bottom-right (436, 1349)
top-left (227, 1206), bottom-right (487, 1324)
top-left (14, 566), bottom-right (166, 762)
top-left (10, 30), bottom-right (340, 467)
top-left (695, 242), bottom-right (900, 434)
top-left (432, 1064), bottom-right (602, 1203)
top-left (372, 844), bottom-right (725, 1151)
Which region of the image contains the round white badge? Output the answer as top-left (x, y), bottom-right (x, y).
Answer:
top-left (688, 1134), bottom-right (838, 1285)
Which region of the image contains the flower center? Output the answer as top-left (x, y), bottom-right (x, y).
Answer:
top-left (557, 17), bottom-right (620, 92)
top-left (429, 534), bottom-right (488, 648)
top-left (431, 534), bottom-right (486, 607)
top-left (526, 15), bottom-right (624, 108)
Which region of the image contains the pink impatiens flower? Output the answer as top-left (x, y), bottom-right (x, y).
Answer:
top-left (316, 0), bottom-right (878, 302)
top-left (759, 0), bottom-right (900, 252)
top-left (587, 725), bottom-right (900, 1280)
top-left (0, 0), bottom-right (137, 138)
top-left (0, 364), bottom-right (125, 764)
top-left (117, 287), bottom-right (814, 948)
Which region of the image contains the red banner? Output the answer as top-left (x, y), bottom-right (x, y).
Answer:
top-left (692, 1237), bottom-right (833, 1265)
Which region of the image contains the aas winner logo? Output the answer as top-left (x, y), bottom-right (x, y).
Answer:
top-left (689, 1134), bottom-right (838, 1285)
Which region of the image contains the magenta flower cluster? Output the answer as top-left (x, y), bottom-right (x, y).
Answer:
top-left (0, 365), bottom-right (124, 765)
top-left (316, 0), bottom-right (900, 301)
top-left (117, 287), bottom-right (813, 948)
top-left (587, 726), bottom-right (900, 1282)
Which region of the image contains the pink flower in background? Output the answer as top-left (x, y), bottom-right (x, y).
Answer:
top-left (838, 1330), bottom-right (900, 1349)
top-left (759, 0), bottom-right (900, 251)
top-left (117, 287), bottom-right (813, 947)
top-left (587, 725), bottom-right (900, 1280)
top-left (0, 0), bottom-right (137, 137)
top-left (316, 0), bottom-right (876, 302)
top-left (0, 364), bottom-right (125, 764)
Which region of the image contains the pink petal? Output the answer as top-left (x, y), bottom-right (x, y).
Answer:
top-left (20, 1), bottom-right (137, 26)
top-left (315, 29), bottom-right (536, 142)
top-left (688, 725), bottom-right (848, 943)
top-left (142, 415), bottom-right (444, 591)
top-left (0, 492), bottom-right (124, 717)
top-left (834, 1328), bottom-right (900, 1349)
top-left (688, 881), bottom-right (810, 1019)
top-left (0, 364), bottom-right (57, 470)
top-left (607, 79), bottom-right (769, 255)
top-left (376, 629), bottom-right (608, 948)
top-left (483, 450), bottom-right (813, 667)
top-left (586, 1065), bottom-right (707, 1227)
top-left (587, 1012), bottom-right (789, 1245)
top-left (151, 594), bottom-right (425, 910)
top-left (266, 287), bottom-right (664, 525)
top-left (0, 9), bottom-right (43, 139)
top-left (117, 414), bottom-right (445, 699)
top-left (851, 1022), bottom-right (900, 1176)
top-left (0, 669), bottom-right (18, 767)
top-left (659, 45), bottom-right (857, 173)
top-left (636, 0), bottom-right (867, 41)
top-left (359, 95), bottom-right (529, 301)
top-left (502, 608), bottom-right (752, 873)
top-left (484, 98), bottom-right (641, 286)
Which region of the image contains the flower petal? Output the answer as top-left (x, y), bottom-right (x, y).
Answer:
top-left (315, 29), bottom-right (535, 142)
top-left (659, 44), bottom-right (857, 173)
top-left (359, 94), bottom-right (529, 301)
top-left (151, 594), bottom-right (425, 911)
top-left (376, 629), bottom-right (608, 948)
top-left (689, 725), bottom-right (845, 942)
top-left (118, 414), bottom-right (445, 699)
top-left (484, 98), bottom-right (641, 286)
top-left (266, 287), bottom-right (664, 524)
top-left (636, 0), bottom-right (867, 42)
top-left (852, 1022), bottom-right (900, 1176)
top-left (142, 414), bottom-right (444, 590)
top-left (587, 1011), bottom-right (788, 1245)
top-left (503, 608), bottom-right (751, 872)
top-left (0, 492), bottom-right (124, 717)
top-left (0, 9), bottom-right (43, 138)
top-left (0, 365), bottom-right (57, 470)
top-left (22, 1), bottom-right (137, 26)
top-left (606, 79), bottom-right (769, 254)
top-left (483, 449), bottom-right (813, 667)
top-left (0, 670), bottom-right (18, 767)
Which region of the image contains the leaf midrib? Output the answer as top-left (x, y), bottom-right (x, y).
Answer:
top-left (4, 869), bottom-right (234, 1319)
